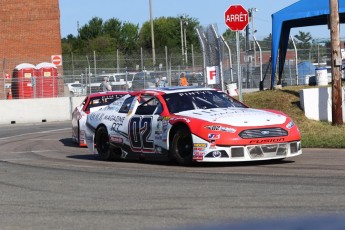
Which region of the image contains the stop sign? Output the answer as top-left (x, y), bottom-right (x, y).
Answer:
top-left (225, 5), bottom-right (249, 31)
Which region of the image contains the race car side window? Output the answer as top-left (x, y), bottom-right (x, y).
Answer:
top-left (163, 94), bottom-right (195, 113)
top-left (135, 96), bottom-right (161, 115)
top-left (119, 96), bottom-right (135, 113)
top-left (154, 102), bottom-right (163, 115)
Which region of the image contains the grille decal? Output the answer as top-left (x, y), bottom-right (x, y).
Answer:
top-left (239, 128), bottom-right (288, 139)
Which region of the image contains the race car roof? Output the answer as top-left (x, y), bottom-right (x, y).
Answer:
top-left (136, 86), bottom-right (217, 95)
top-left (89, 91), bottom-right (128, 98)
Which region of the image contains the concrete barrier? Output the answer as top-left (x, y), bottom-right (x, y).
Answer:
top-left (0, 96), bottom-right (84, 125)
top-left (300, 87), bottom-right (345, 122)
top-left (1, 88), bottom-right (344, 125)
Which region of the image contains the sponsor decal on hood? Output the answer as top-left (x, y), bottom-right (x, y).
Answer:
top-left (90, 105), bottom-right (106, 113)
top-left (178, 108), bottom-right (286, 127)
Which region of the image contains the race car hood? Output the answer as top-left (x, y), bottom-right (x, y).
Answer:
top-left (178, 108), bottom-right (287, 127)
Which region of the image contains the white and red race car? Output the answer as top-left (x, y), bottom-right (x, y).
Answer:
top-left (85, 87), bottom-right (302, 165)
top-left (71, 91), bottom-right (127, 146)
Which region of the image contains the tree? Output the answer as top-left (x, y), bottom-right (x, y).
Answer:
top-left (61, 15), bottom-right (201, 62)
top-left (103, 18), bottom-right (122, 41)
top-left (293, 31), bottom-right (313, 60)
top-left (61, 34), bottom-right (77, 54)
top-left (138, 16), bottom-right (200, 54)
top-left (86, 35), bottom-right (116, 54)
top-left (261, 33), bottom-right (272, 50)
top-left (119, 22), bottom-right (139, 53)
top-left (294, 31), bottom-right (312, 49)
top-left (79, 17), bottom-right (104, 40)
top-left (62, 17), bottom-right (140, 55)
top-left (61, 34), bottom-right (87, 54)
top-left (222, 29), bottom-right (245, 50)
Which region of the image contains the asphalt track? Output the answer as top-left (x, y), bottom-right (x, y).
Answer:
top-left (0, 121), bottom-right (344, 230)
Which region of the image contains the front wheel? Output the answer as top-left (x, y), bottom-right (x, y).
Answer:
top-left (170, 127), bottom-right (194, 166)
top-left (95, 126), bottom-right (112, 160)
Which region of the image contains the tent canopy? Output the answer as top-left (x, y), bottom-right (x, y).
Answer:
top-left (271, 0), bottom-right (345, 88)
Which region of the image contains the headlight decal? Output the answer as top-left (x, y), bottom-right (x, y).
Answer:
top-left (286, 121), bottom-right (295, 129)
top-left (204, 125), bottom-right (236, 133)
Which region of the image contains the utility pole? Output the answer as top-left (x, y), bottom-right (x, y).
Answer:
top-left (149, 0), bottom-right (156, 66)
top-left (245, 24), bottom-right (250, 88)
top-left (249, 8), bottom-right (258, 66)
top-left (180, 15), bottom-right (186, 65)
top-left (329, 0), bottom-right (343, 126)
top-left (184, 22), bottom-right (188, 65)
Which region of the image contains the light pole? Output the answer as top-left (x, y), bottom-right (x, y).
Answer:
top-left (248, 8), bottom-right (258, 66)
top-left (179, 15), bottom-right (185, 64)
top-left (179, 14), bottom-right (188, 65)
top-left (184, 20), bottom-right (188, 64)
top-left (253, 35), bottom-right (262, 87)
top-left (149, 0), bottom-right (156, 66)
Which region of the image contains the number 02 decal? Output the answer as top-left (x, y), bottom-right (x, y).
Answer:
top-left (129, 117), bottom-right (154, 152)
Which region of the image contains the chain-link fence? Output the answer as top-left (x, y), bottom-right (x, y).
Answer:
top-left (0, 29), bottom-right (336, 100)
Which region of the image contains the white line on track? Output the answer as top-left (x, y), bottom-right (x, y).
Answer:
top-left (9, 150), bottom-right (59, 154)
top-left (0, 128), bottom-right (70, 141)
top-left (28, 139), bottom-right (60, 141)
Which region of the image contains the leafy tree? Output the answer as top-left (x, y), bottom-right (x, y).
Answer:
top-left (261, 33), bottom-right (272, 50)
top-left (62, 17), bottom-right (140, 55)
top-left (61, 34), bottom-right (87, 54)
top-left (138, 16), bottom-right (200, 54)
top-left (294, 31), bottom-right (312, 49)
top-left (86, 35), bottom-right (116, 54)
top-left (293, 31), bottom-right (313, 60)
top-left (103, 18), bottom-right (122, 41)
top-left (79, 17), bottom-right (104, 40)
top-left (222, 29), bottom-right (245, 50)
top-left (119, 22), bottom-right (139, 53)
top-left (61, 15), bottom-right (202, 66)
top-left (138, 21), bottom-right (152, 51)
top-left (61, 34), bottom-right (76, 54)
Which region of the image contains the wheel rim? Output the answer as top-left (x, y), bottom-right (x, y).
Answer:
top-left (176, 133), bottom-right (192, 158)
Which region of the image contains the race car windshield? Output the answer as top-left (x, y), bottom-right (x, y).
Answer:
top-left (163, 90), bottom-right (246, 113)
top-left (86, 94), bottom-right (125, 111)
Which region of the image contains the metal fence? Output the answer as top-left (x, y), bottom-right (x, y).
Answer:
top-left (0, 32), bottom-right (335, 100)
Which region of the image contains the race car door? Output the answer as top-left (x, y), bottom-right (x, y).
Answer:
top-left (129, 95), bottom-right (163, 154)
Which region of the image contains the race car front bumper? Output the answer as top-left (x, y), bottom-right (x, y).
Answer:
top-left (193, 139), bottom-right (302, 162)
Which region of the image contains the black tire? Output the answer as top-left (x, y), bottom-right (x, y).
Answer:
top-left (271, 158), bottom-right (285, 163)
top-left (95, 126), bottom-right (112, 161)
top-left (170, 127), bottom-right (194, 166)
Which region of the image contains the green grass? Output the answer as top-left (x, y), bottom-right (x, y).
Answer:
top-left (239, 86), bottom-right (345, 148)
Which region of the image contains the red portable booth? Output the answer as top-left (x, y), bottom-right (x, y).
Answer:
top-left (36, 62), bottom-right (58, 98)
top-left (5, 74), bottom-right (12, 99)
top-left (12, 63), bottom-right (37, 99)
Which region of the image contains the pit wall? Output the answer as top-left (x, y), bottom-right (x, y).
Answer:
top-left (0, 97), bottom-right (84, 125)
top-left (299, 87), bottom-right (345, 122)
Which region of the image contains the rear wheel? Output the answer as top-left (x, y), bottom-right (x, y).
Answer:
top-left (95, 126), bottom-right (112, 160)
top-left (170, 127), bottom-right (194, 166)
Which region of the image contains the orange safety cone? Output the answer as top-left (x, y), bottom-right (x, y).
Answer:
top-left (7, 89), bottom-right (13, 100)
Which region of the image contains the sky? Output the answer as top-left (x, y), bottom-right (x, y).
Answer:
top-left (59, 0), bottom-right (342, 40)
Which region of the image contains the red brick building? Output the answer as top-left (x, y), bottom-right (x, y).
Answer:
top-left (0, 0), bottom-right (62, 98)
